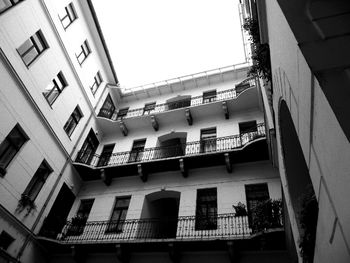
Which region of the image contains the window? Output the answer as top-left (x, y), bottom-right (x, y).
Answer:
top-left (64, 106), bottom-right (82, 137)
top-left (0, 124), bottom-right (28, 176)
top-left (235, 82), bottom-right (250, 94)
top-left (59, 2), bottom-right (77, 30)
top-left (76, 129), bottom-right (99, 165)
top-left (43, 71), bottom-right (67, 105)
top-left (195, 188), bottom-right (217, 230)
top-left (128, 139), bottom-right (146, 163)
top-left (143, 102), bottom-right (156, 115)
top-left (17, 30), bottom-right (48, 67)
top-left (90, 71), bottom-right (102, 95)
top-left (67, 199), bottom-right (94, 236)
top-left (98, 94), bottom-right (116, 119)
top-left (203, 90), bottom-right (217, 103)
top-left (97, 144), bottom-right (114, 167)
top-left (106, 197), bottom-right (131, 233)
top-left (76, 40), bottom-right (91, 65)
top-left (239, 120), bottom-right (257, 134)
top-left (117, 107), bottom-right (129, 120)
top-left (245, 184), bottom-right (269, 227)
top-left (23, 160), bottom-right (52, 201)
top-left (0, 0), bottom-right (24, 15)
top-left (200, 128), bottom-right (217, 153)
top-left (0, 231), bottom-right (14, 250)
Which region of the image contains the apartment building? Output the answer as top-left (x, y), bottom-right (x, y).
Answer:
top-left (240, 0), bottom-right (350, 262)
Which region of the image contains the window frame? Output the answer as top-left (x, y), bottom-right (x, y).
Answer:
top-left (200, 127), bottom-right (217, 153)
top-left (90, 71), bottom-right (103, 96)
top-left (23, 160), bottom-right (52, 202)
top-left (106, 196), bottom-right (131, 233)
top-left (98, 94), bottom-right (116, 119)
top-left (59, 2), bottom-right (77, 30)
top-left (17, 30), bottom-right (48, 67)
top-left (0, 124), bottom-right (28, 176)
top-left (63, 106), bottom-right (83, 137)
top-left (203, 90), bottom-right (217, 103)
top-left (43, 71), bottom-right (67, 106)
top-left (195, 188), bottom-right (218, 230)
top-left (143, 102), bottom-right (156, 115)
top-left (0, 0), bottom-right (24, 15)
top-left (76, 40), bottom-right (91, 66)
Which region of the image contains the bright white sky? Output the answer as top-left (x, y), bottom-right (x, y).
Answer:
top-left (92, 0), bottom-right (246, 88)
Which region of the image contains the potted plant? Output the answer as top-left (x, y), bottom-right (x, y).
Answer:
top-left (16, 194), bottom-right (37, 216)
top-left (233, 202), bottom-right (248, 217)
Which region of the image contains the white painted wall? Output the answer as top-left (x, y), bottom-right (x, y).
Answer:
top-left (264, 0), bottom-right (350, 262)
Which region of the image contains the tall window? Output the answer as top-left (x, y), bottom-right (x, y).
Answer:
top-left (76, 40), bottom-right (90, 65)
top-left (117, 107), bottom-right (129, 120)
top-left (203, 90), bottom-right (217, 103)
top-left (76, 129), bottom-right (99, 165)
top-left (239, 120), bottom-right (257, 144)
top-left (0, 124), bottom-right (28, 176)
top-left (195, 188), bottom-right (217, 230)
top-left (17, 30), bottom-right (48, 67)
top-left (43, 71), bottom-right (67, 106)
top-left (128, 139), bottom-right (146, 163)
top-left (98, 94), bottom-right (116, 119)
top-left (106, 197), bottom-right (131, 233)
top-left (59, 2), bottom-right (77, 30)
top-left (143, 102), bottom-right (156, 115)
top-left (0, 0), bottom-right (24, 15)
top-left (68, 199), bottom-right (94, 236)
top-left (200, 128), bottom-right (217, 153)
top-left (245, 184), bottom-right (270, 227)
top-left (64, 106), bottom-right (82, 137)
top-left (97, 144), bottom-right (114, 167)
top-left (90, 71), bottom-right (102, 95)
top-left (23, 160), bottom-right (52, 201)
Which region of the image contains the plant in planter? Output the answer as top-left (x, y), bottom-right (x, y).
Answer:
top-left (233, 202), bottom-right (248, 217)
top-left (66, 215), bottom-right (87, 236)
top-left (243, 18), bottom-right (272, 82)
top-left (299, 185), bottom-right (318, 263)
top-left (16, 194), bottom-right (37, 216)
top-left (251, 198), bottom-right (283, 233)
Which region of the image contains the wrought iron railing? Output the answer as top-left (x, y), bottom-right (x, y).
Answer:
top-left (56, 212), bottom-right (283, 243)
top-left (98, 78), bottom-right (256, 120)
top-left (75, 123), bottom-right (265, 168)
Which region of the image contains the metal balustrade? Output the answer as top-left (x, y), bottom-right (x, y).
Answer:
top-left (98, 78), bottom-right (256, 120)
top-left (56, 212), bottom-right (283, 243)
top-left (75, 123), bottom-right (266, 168)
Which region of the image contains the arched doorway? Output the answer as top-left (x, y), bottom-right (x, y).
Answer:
top-left (137, 191), bottom-right (180, 239)
top-left (156, 132), bottom-right (187, 159)
top-left (279, 100), bottom-right (318, 261)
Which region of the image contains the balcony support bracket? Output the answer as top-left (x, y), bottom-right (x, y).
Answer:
top-left (185, 108), bottom-right (193, 126)
top-left (100, 169), bottom-right (111, 186)
top-left (119, 121), bottom-right (128, 136)
top-left (227, 241), bottom-right (239, 263)
top-left (222, 101), bottom-right (229, 119)
top-left (150, 115), bottom-right (159, 131)
top-left (138, 164), bottom-right (148, 182)
top-left (168, 243), bottom-right (181, 263)
top-left (224, 153), bottom-right (233, 173)
top-left (116, 244), bottom-right (130, 263)
top-left (71, 245), bottom-right (86, 263)
top-left (179, 158), bottom-right (188, 178)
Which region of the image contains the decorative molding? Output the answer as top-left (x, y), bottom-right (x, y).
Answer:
top-left (100, 169), bottom-right (111, 186)
top-left (222, 101), bottom-right (229, 119)
top-left (119, 121), bottom-right (128, 136)
top-left (179, 158), bottom-right (188, 178)
top-left (185, 108), bottom-right (193, 125)
top-left (224, 153), bottom-right (232, 173)
top-left (150, 115), bottom-right (159, 131)
top-left (138, 164), bottom-right (147, 182)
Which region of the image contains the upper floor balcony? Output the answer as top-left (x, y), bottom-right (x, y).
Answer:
top-left (73, 123), bottom-right (268, 183)
top-left (97, 77), bottom-right (258, 135)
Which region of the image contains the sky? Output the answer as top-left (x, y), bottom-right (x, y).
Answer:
top-left (92, 0), bottom-right (246, 88)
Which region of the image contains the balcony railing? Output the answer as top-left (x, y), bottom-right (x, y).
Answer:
top-left (75, 123), bottom-right (265, 168)
top-left (98, 78), bottom-right (256, 120)
top-left (56, 212), bottom-right (283, 243)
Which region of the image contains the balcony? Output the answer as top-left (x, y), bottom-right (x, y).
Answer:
top-left (97, 77), bottom-right (258, 135)
top-left (73, 123), bottom-right (268, 182)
